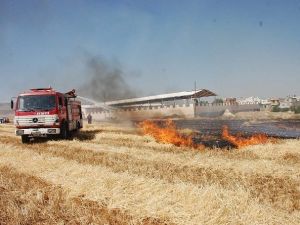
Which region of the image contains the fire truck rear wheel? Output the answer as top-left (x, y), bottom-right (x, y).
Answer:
top-left (21, 135), bottom-right (30, 144)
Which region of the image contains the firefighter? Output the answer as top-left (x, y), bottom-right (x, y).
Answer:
top-left (87, 113), bottom-right (92, 124)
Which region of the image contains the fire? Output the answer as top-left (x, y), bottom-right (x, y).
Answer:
top-left (222, 125), bottom-right (268, 148)
top-left (139, 119), bottom-right (204, 150)
top-left (139, 120), bottom-right (270, 150)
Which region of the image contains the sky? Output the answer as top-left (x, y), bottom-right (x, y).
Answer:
top-left (0, 0), bottom-right (300, 102)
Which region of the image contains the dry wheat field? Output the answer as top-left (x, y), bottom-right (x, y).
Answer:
top-left (0, 121), bottom-right (300, 225)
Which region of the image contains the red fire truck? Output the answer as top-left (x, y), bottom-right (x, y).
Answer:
top-left (11, 88), bottom-right (83, 143)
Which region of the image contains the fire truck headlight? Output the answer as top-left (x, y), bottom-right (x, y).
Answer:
top-left (53, 115), bottom-right (60, 125)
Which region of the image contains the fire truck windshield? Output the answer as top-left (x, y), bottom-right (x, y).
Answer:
top-left (17, 95), bottom-right (56, 111)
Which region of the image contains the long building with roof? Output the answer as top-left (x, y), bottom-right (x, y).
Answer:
top-left (105, 89), bottom-right (216, 107)
top-left (81, 89), bottom-right (260, 120)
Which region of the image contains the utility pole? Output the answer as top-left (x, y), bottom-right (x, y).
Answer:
top-left (193, 81), bottom-right (197, 117)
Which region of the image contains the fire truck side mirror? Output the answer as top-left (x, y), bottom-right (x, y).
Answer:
top-left (10, 100), bottom-right (14, 110)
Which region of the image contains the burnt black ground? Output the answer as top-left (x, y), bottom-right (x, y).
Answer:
top-left (174, 119), bottom-right (300, 149)
top-left (134, 118), bottom-right (300, 148)
top-left (151, 119), bottom-right (300, 149)
top-left (174, 119), bottom-right (300, 139)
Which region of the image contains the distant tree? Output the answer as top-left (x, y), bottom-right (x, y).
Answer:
top-left (271, 105), bottom-right (280, 112)
top-left (280, 108), bottom-right (289, 112)
top-left (199, 100), bottom-right (209, 105)
top-left (272, 105), bottom-right (293, 112)
top-left (292, 106), bottom-right (300, 114)
top-left (212, 98), bottom-right (223, 104)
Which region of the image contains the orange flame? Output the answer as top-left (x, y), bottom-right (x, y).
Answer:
top-left (222, 125), bottom-right (268, 148)
top-left (139, 119), bottom-right (204, 150)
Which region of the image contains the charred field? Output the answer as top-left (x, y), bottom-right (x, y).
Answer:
top-left (137, 118), bottom-right (300, 149)
top-left (0, 118), bottom-right (300, 225)
top-left (174, 118), bottom-right (300, 138)
top-left (174, 118), bottom-right (300, 148)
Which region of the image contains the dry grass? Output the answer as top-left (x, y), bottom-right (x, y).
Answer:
top-left (0, 135), bottom-right (299, 212)
top-left (0, 122), bottom-right (299, 224)
top-left (0, 166), bottom-right (171, 225)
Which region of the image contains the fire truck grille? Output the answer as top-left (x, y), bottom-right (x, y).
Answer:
top-left (15, 116), bottom-right (57, 126)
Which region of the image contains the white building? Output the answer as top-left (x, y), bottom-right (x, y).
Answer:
top-left (237, 96), bottom-right (262, 105)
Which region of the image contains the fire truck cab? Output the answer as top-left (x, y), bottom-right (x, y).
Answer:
top-left (12, 88), bottom-right (83, 143)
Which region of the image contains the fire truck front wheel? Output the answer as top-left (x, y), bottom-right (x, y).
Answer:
top-left (60, 122), bottom-right (70, 139)
top-left (21, 135), bottom-right (30, 144)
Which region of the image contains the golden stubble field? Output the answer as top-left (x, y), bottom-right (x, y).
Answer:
top-left (0, 122), bottom-right (299, 225)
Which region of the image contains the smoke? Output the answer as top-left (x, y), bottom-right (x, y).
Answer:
top-left (78, 54), bottom-right (137, 102)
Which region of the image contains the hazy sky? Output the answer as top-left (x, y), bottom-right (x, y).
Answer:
top-left (1, 0), bottom-right (300, 102)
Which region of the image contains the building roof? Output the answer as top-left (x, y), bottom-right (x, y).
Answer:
top-left (105, 89), bottom-right (217, 107)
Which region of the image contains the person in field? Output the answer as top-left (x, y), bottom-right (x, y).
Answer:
top-left (87, 113), bottom-right (92, 124)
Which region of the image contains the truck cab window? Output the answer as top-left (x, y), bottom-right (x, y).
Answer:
top-left (18, 95), bottom-right (56, 111)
